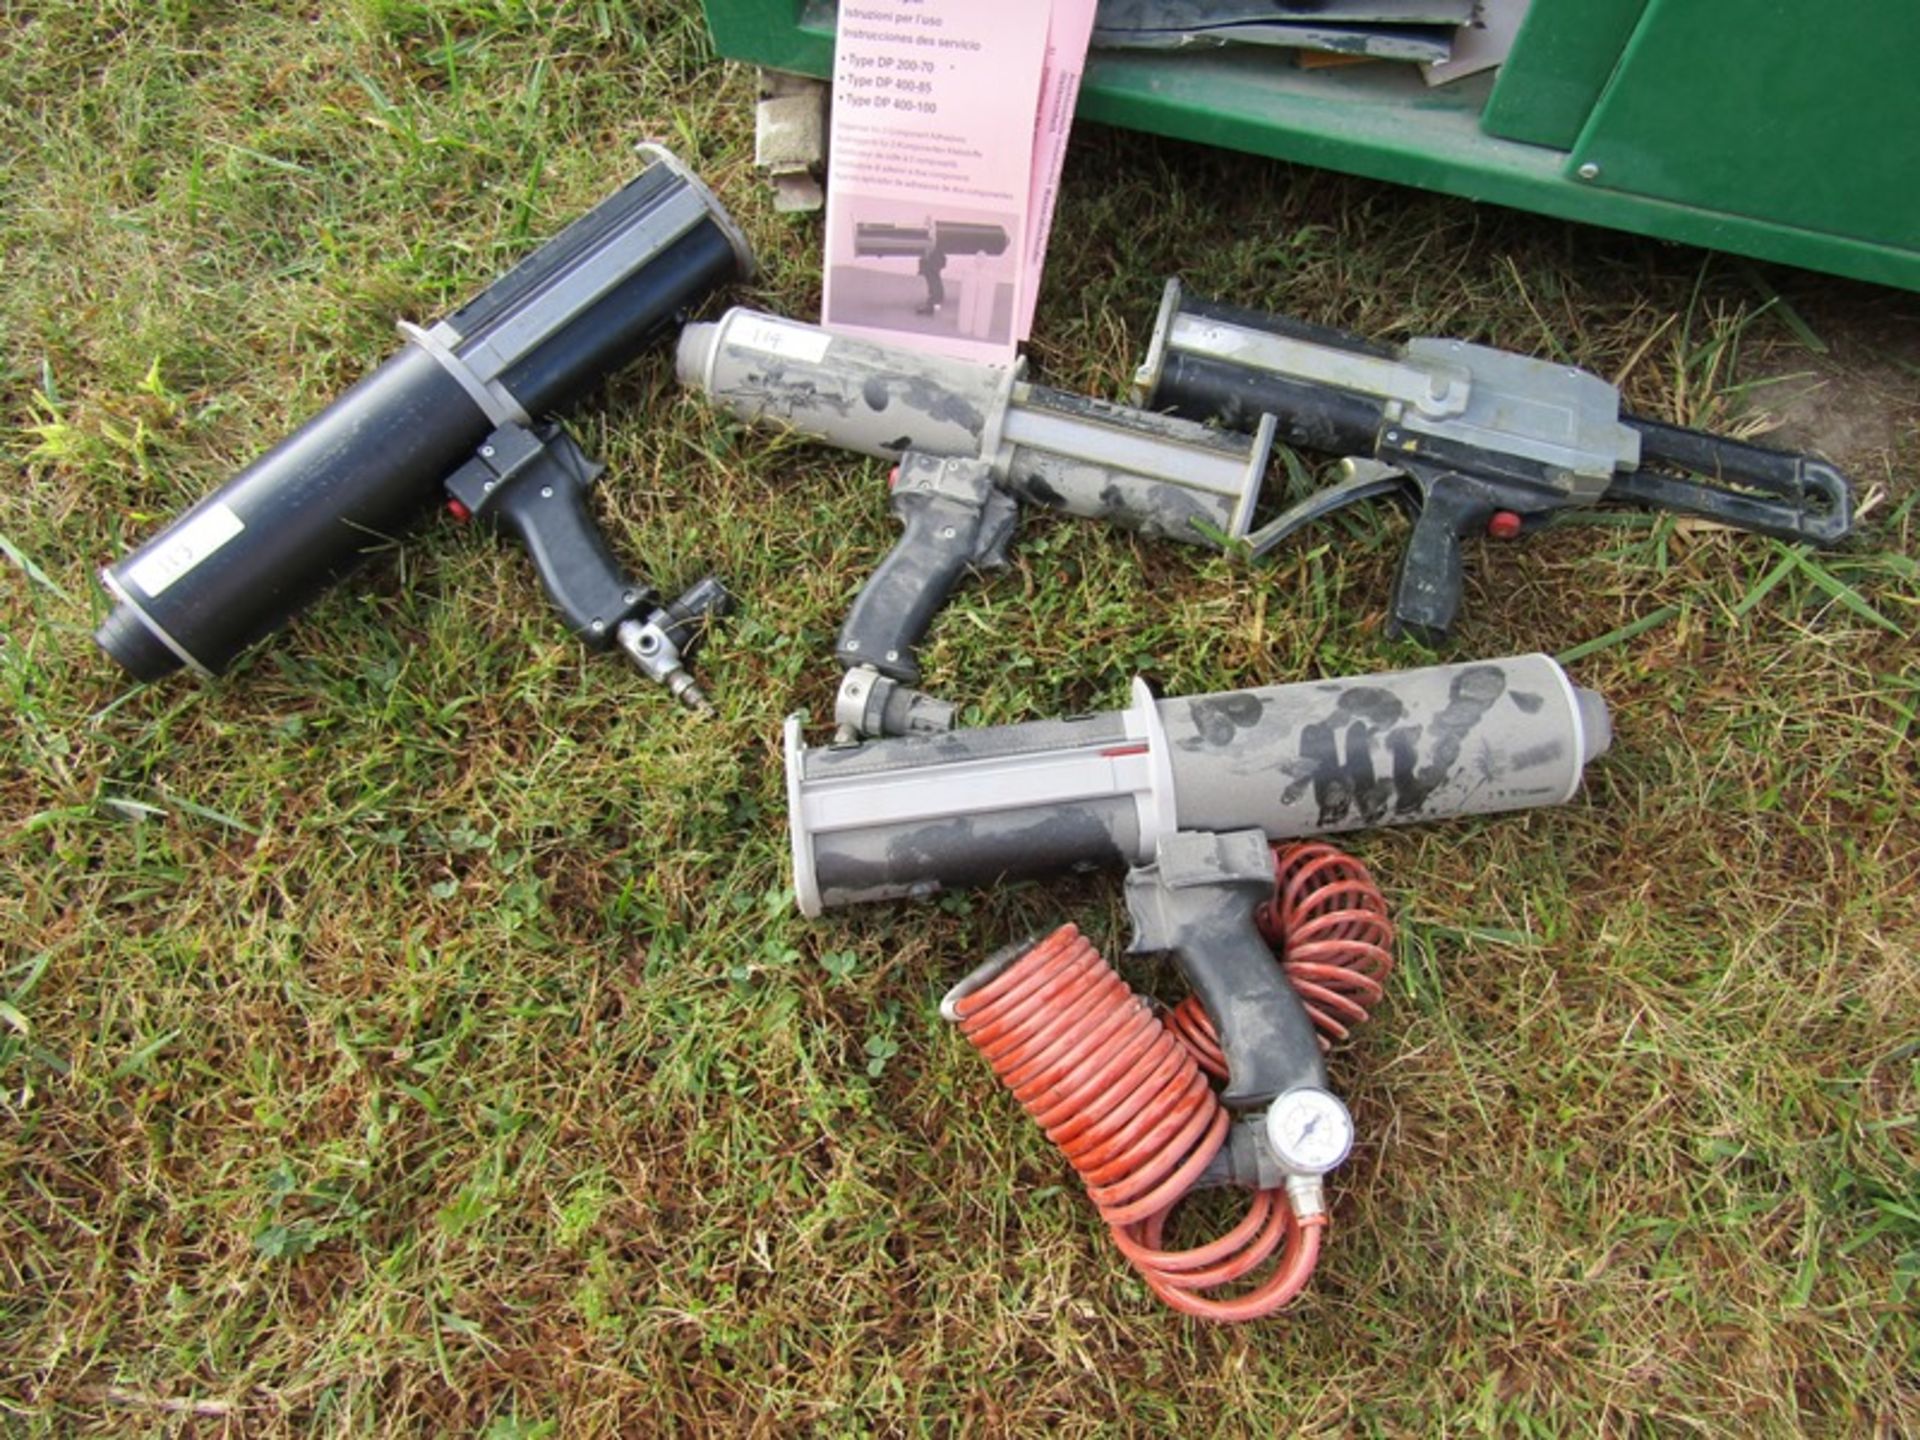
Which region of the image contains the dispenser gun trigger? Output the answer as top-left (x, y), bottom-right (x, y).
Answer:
top-left (444, 422), bottom-right (733, 711)
top-left (1245, 457), bottom-right (1540, 643)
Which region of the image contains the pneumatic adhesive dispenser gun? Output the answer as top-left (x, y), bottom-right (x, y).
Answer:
top-left (678, 309), bottom-right (1278, 738)
top-left (1132, 279), bottom-right (1856, 642)
top-left (97, 147), bottom-right (749, 710)
top-left (787, 653), bottom-right (1612, 1318)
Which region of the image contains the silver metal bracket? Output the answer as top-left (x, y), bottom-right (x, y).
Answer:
top-left (1392, 338), bottom-right (1640, 494)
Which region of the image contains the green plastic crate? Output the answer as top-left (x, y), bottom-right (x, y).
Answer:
top-left (703, 0), bottom-right (1920, 293)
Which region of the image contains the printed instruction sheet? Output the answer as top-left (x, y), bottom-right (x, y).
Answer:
top-left (1018, 2), bottom-right (1100, 340)
top-left (824, 1), bottom-right (1052, 364)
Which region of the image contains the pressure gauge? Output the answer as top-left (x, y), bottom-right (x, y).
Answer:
top-left (1265, 1088), bottom-right (1354, 1176)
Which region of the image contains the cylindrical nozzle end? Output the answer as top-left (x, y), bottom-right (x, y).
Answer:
top-left (836, 666), bottom-right (957, 739)
top-left (1575, 687), bottom-right (1612, 764)
top-left (669, 671), bottom-right (714, 715)
top-left (1285, 1174), bottom-right (1328, 1221)
top-left (675, 319), bottom-right (723, 396)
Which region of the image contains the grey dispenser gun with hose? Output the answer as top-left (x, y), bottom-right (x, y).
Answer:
top-left (96, 146), bottom-right (750, 709)
top-left (678, 309), bottom-right (1278, 737)
top-left (788, 652), bottom-right (1611, 1190)
top-left (1132, 279), bottom-right (1856, 643)
top-left (853, 219), bottom-right (1011, 314)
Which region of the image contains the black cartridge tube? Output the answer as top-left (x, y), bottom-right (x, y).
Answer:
top-left (97, 148), bottom-right (751, 681)
top-left (1138, 286), bottom-right (1392, 449)
top-left (99, 348), bottom-right (483, 681)
top-left (468, 195), bottom-right (745, 417)
top-left (1152, 350), bottom-right (1387, 456)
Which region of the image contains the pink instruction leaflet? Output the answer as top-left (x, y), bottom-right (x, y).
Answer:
top-left (824, 1), bottom-right (1051, 364)
top-left (1017, 1), bottom-right (1098, 341)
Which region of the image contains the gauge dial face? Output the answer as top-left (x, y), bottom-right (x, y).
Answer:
top-left (1266, 1088), bottom-right (1354, 1176)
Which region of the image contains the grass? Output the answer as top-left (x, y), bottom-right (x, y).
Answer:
top-left (3, 3), bottom-right (1917, 1435)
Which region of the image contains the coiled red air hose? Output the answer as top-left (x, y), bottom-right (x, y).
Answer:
top-left (949, 842), bottom-right (1394, 1323)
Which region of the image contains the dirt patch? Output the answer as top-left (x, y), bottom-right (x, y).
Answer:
top-left (1757, 353), bottom-right (1919, 469)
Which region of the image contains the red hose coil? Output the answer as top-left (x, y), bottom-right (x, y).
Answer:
top-left (950, 842), bottom-right (1393, 1323)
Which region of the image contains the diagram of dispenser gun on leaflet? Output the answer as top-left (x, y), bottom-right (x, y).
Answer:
top-left (853, 218), bottom-right (1011, 315)
top-left (829, 207), bottom-right (1019, 345)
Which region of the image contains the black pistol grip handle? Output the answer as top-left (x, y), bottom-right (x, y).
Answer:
top-left (1388, 472), bottom-right (1497, 645)
top-left (835, 455), bottom-right (1005, 684)
top-left (1177, 907), bottom-right (1327, 1112)
top-left (835, 493), bottom-right (979, 684)
top-left (1127, 832), bottom-right (1327, 1111)
top-left (449, 425), bottom-right (648, 646)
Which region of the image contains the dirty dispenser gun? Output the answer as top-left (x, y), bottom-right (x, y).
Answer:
top-left (678, 309), bottom-right (1279, 738)
top-left (853, 219), bottom-right (1011, 315)
top-left (1132, 280), bottom-right (1855, 642)
top-left (787, 653), bottom-right (1612, 1312)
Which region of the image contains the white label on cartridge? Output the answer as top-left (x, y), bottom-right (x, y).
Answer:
top-left (729, 315), bottom-right (832, 364)
top-left (126, 502), bottom-right (245, 598)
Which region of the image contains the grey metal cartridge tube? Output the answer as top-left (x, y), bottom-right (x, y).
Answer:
top-left (678, 309), bottom-right (1276, 545)
top-left (786, 653), bottom-right (1610, 915)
